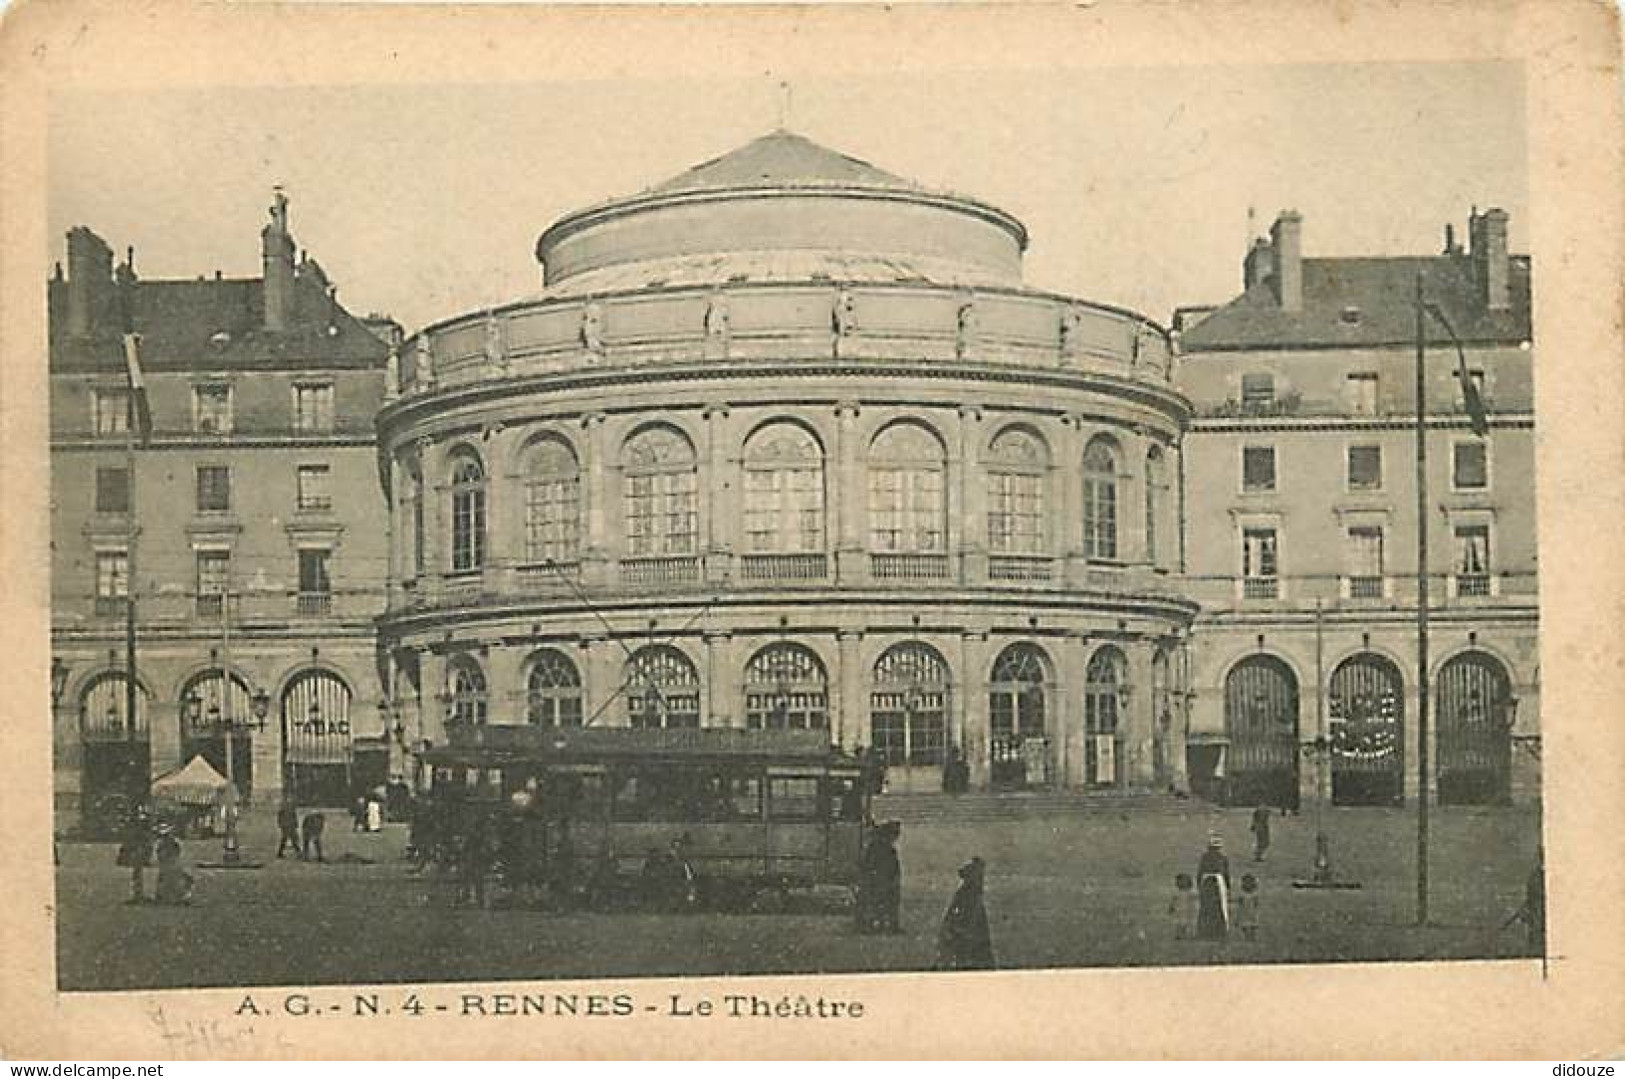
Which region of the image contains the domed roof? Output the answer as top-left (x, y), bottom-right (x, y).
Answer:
top-left (641, 129), bottom-right (924, 196)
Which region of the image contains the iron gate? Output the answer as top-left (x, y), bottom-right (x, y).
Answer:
top-left (1222, 655), bottom-right (1299, 808)
top-left (1328, 653), bottom-right (1405, 806)
top-left (1436, 651), bottom-right (1513, 805)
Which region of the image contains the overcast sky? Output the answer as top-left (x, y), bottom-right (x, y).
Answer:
top-left (47, 61), bottom-right (1525, 333)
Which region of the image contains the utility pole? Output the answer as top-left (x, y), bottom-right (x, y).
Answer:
top-left (1414, 271), bottom-right (1432, 927)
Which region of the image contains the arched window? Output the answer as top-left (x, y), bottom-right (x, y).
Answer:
top-left (1083, 436), bottom-right (1119, 561)
top-left (989, 643), bottom-right (1050, 788)
top-left (625, 644), bottom-right (701, 728)
top-left (743, 422), bottom-right (825, 553)
top-left (987, 427), bottom-right (1049, 555)
top-left (526, 648), bottom-right (583, 727)
top-left (80, 671), bottom-right (151, 742)
top-left (449, 451), bottom-right (486, 573)
top-left (524, 437), bottom-right (581, 564)
top-left (623, 426), bottom-right (699, 557)
top-left (1084, 646), bottom-right (1125, 786)
top-left (447, 655), bottom-right (488, 726)
top-left (745, 644), bottom-right (829, 730)
top-left (1145, 444), bottom-right (1165, 567)
top-left (870, 642), bottom-right (951, 768)
top-left (869, 422), bottom-right (947, 553)
top-left (408, 455), bottom-right (426, 577)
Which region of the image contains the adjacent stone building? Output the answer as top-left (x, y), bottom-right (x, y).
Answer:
top-left (49, 194), bottom-right (397, 823)
top-left (1174, 209), bottom-right (1539, 808)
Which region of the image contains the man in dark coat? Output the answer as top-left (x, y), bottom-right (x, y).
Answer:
top-left (276, 801), bottom-right (300, 859)
top-left (1249, 805), bottom-right (1272, 863)
top-left (300, 810), bottom-right (326, 863)
top-left (936, 856), bottom-right (995, 969)
top-left (857, 821), bottom-right (903, 934)
top-left (116, 804), bottom-right (154, 903)
top-left (1196, 834), bottom-right (1231, 941)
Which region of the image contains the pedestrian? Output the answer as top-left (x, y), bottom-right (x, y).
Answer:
top-left (301, 810), bottom-right (326, 863)
top-left (1507, 847), bottom-right (1545, 952)
top-left (1249, 805), bottom-right (1272, 863)
top-left (1235, 874), bottom-right (1260, 942)
top-left (936, 856), bottom-right (995, 970)
top-left (153, 823), bottom-right (195, 906)
top-left (276, 801), bottom-right (300, 859)
top-left (1195, 833), bottom-right (1231, 942)
top-left (1168, 873), bottom-right (1196, 940)
top-left (365, 795), bottom-right (383, 834)
top-left (115, 804), bottom-right (154, 904)
top-left (351, 795), bottom-right (367, 832)
top-left (856, 821), bottom-right (903, 934)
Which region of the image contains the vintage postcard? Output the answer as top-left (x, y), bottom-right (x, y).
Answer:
top-left (0, 0), bottom-right (1621, 1060)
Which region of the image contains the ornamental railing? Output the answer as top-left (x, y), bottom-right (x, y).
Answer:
top-left (620, 555), bottom-right (701, 587)
top-left (739, 552), bottom-right (828, 582)
top-left (988, 554), bottom-right (1056, 582)
top-left (870, 552), bottom-right (950, 581)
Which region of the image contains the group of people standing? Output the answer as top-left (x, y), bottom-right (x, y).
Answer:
top-left (114, 805), bottom-right (193, 905)
top-left (852, 819), bottom-right (996, 970)
top-left (276, 803), bottom-right (328, 862)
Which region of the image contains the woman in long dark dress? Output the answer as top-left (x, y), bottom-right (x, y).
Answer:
top-left (1195, 834), bottom-right (1231, 941)
top-left (936, 856), bottom-right (995, 969)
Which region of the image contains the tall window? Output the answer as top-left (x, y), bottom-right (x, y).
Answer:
top-left (743, 422), bottom-right (825, 553)
top-left (193, 384), bottom-right (232, 434)
top-left (986, 427), bottom-right (1048, 555)
top-left (196, 466), bottom-right (231, 512)
top-left (93, 389), bottom-right (129, 436)
top-left (95, 467), bottom-right (130, 513)
top-left (1347, 445), bottom-right (1382, 491)
top-left (449, 451), bottom-right (486, 572)
top-left (625, 645), bottom-right (701, 729)
top-left (1145, 445), bottom-right (1165, 566)
top-left (745, 644), bottom-right (829, 730)
top-left (1346, 526), bottom-right (1384, 598)
top-left (989, 644), bottom-right (1049, 788)
top-left (1082, 435), bottom-right (1119, 560)
top-left (1084, 647), bottom-right (1125, 786)
top-left (297, 548), bottom-right (331, 595)
top-left (95, 549), bottom-right (128, 611)
top-left (868, 422), bottom-right (946, 553)
top-left (1454, 525), bottom-right (1492, 596)
top-left (1242, 527), bottom-right (1279, 599)
top-left (1242, 445), bottom-right (1276, 493)
top-left (293, 383), bottom-right (335, 433)
top-left (1346, 372), bottom-right (1379, 416)
top-left (447, 656), bottom-right (488, 726)
top-left (408, 457), bottom-right (425, 578)
top-left (1241, 372), bottom-right (1275, 409)
top-left (623, 426), bottom-right (699, 557)
top-left (524, 437), bottom-right (581, 564)
top-left (296, 464), bottom-right (332, 511)
top-left (870, 642), bottom-right (950, 768)
top-left (195, 549), bottom-right (230, 616)
top-left (526, 649), bottom-right (583, 727)
top-left (1453, 442), bottom-right (1489, 491)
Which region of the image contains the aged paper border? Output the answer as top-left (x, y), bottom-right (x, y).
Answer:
top-left (2, 0), bottom-right (1621, 1060)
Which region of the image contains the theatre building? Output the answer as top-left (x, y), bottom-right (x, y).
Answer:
top-left (49, 195), bottom-right (397, 824)
top-left (1174, 209), bottom-right (1541, 808)
top-left (375, 130), bottom-right (1198, 793)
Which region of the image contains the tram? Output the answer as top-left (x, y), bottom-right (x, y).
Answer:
top-left (418, 725), bottom-right (872, 902)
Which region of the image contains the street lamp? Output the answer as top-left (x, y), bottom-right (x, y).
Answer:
top-left (250, 687), bottom-right (270, 725)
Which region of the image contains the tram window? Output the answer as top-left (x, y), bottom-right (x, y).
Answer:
top-left (829, 776), bottom-right (864, 822)
top-left (464, 768), bottom-right (479, 788)
top-left (769, 776), bottom-right (821, 821)
top-left (721, 776), bottom-right (761, 820)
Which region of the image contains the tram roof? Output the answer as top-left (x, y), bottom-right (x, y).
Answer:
top-left (426, 725), bottom-right (846, 765)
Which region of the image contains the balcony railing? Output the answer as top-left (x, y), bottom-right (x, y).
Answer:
top-left (621, 555), bottom-right (701, 587)
top-left (739, 552), bottom-right (828, 582)
top-left (871, 552), bottom-right (950, 581)
top-left (1348, 575), bottom-right (1385, 600)
top-left (1242, 576), bottom-right (1279, 600)
top-left (1456, 573), bottom-right (1492, 597)
top-left (93, 596), bottom-right (128, 618)
top-left (989, 554), bottom-right (1055, 582)
top-left (195, 593), bottom-right (224, 617)
top-left (295, 591), bottom-right (332, 616)
top-left (517, 561), bottom-right (581, 592)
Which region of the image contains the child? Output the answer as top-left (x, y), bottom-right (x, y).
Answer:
top-left (1169, 873), bottom-right (1196, 939)
top-left (1236, 874), bottom-right (1261, 942)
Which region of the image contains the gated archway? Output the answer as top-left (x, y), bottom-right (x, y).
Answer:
top-left (78, 671), bottom-right (152, 828)
top-left (988, 643), bottom-right (1050, 789)
top-left (1328, 652), bottom-right (1405, 806)
top-left (1223, 655), bottom-right (1300, 808)
top-left (1436, 651), bottom-right (1513, 805)
top-left (179, 669), bottom-right (255, 799)
top-left (281, 670), bottom-right (354, 807)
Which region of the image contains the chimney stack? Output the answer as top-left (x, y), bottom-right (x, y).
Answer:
top-left (1269, 211), bottom-right (1303, 311)
top-left (1243, 237), bottom-right (1274, 291)
top-left (65, 227), bottom-right (115, 338)
top-left (1470, 207), bottom-right (1510, 311)
top-left (262, 187), bottom-right (296, 332)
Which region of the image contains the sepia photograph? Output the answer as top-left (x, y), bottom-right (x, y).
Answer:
top-left (3, 0), bottom-right (1621, 1061)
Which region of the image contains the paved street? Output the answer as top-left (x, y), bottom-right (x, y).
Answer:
top-left (55, 802), bottom-right (1542, 990)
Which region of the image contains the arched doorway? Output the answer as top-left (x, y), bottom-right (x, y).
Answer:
top-left (624, 645), bottom-right (701, 728)
top-left (870, 642), bottom-right (951, 792)
top-left (988, 643), bottom-right (1050, 789)
top-left (525, 648), bottom-right (584, 727)
top-left (179, 669), bottom-right (256, 800)
top-left (744, 644), bottom-right (829, 730)
top-left (1436, 651), bottom-right (1514, 805)
top-left (281, 670), bottom-right (354, 807)
top-left (1329, 653), bottom-right (1405, 806)
top-left (1223, 655), bottom-right (1300, 808)
top-left (78, 671), bottom-right (151, 829)
top-left (1083, 646), bottom-right (1125, 788)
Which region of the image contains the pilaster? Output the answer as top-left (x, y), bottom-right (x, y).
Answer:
top-left (959, 629), bottom-right (993, 788)
top-left (703, 403), bottom-right (734, 586)
top-left (957, 404), bottom-right (986, 584)
top-left (1124, 638), bottom-right (1157, 788)
top-left (837, 629), bottom-right (865, 750)
top-left (703, 630), bottom-right (735, 728)
top-left (580, 413), bottom-right (609, 588)
top-left (833, 401), bottom-right (866, 584)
